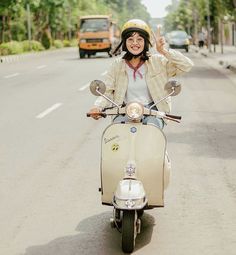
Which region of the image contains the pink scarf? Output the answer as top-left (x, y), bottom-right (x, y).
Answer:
top-left (125, 60), bottom-right (144, 81)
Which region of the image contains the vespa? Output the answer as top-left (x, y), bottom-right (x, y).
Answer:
top-left (87, 79), bottom-right (181, 253)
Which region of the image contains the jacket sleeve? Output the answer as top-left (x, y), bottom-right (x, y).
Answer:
top-left (160, 49), bottom-right (194, 78)
top-left (94, 59), bottom-right (118, 108)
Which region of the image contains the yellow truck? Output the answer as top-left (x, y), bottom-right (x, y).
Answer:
top-left (78, 15), bottom-right (120, 58)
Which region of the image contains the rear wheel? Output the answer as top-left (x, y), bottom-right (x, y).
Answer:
top-left (122, 210), bottom-right (136, 253)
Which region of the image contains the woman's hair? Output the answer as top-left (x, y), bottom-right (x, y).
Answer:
top-left (113, 30), bottom-right (152, 61)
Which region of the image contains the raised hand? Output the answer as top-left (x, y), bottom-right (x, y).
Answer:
top-left (155, 25), bottom-right (167, 55)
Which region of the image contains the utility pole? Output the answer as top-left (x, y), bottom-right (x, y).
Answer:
top-left (193, 9), bottom-right (198, 46)
top-left (220, 19), bottom-right (224, 54)
top-left (27, 4), bottom-right (32, 50)
top-left (206, 0), bottom-right (211, 52)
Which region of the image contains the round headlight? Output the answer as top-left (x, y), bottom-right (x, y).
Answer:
top-left (126, 102), bottom-right (144, 121)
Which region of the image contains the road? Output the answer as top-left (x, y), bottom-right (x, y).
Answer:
top-left (0, 48), bottom-right (236, 255)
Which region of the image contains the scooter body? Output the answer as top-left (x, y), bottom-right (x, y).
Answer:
top-left (101, 122), bottom-right (166, 208)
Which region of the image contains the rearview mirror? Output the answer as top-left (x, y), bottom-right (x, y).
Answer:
top-left (164, 80), bottom-right (181, 96)
top-left (90, 80), bottom-right (106, 96)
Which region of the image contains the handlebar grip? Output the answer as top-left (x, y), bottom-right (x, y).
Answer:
top-left (166, 114), bottom-right (182, 120)
top-left (86, 112), bottom-right (107, 118)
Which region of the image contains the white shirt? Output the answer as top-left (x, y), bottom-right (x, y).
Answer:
top-left (125, 63), bottom-right (153, 105)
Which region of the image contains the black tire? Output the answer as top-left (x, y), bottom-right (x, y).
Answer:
top-left (115, 209), bottom-right (122, 228)
top-left (137, 209), bottom-right (144, 218)
top-left (79, 50), bottom-right (86, 59)
top-left (122, 210), bottom-right (136, 253)
top-left (185, 46), bottom-right (189, 52)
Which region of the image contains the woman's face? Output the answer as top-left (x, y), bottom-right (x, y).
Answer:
top-left (126, 32), bottom-right (145, 56)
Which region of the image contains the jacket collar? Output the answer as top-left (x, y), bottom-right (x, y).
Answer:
top-left (119, 56), bottom-right (159, 76)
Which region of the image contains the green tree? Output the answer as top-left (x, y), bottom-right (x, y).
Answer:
top-left (0, 0), bottom-right (151, 45)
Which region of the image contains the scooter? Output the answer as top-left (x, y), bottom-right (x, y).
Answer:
top-left (87, 80), bottom-right (181, 253)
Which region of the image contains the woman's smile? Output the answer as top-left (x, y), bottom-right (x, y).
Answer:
top-left (126, 33), bottom-right (145, 55)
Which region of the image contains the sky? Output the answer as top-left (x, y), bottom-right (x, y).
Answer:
top-left (141, 0), bottom-right (172, 18)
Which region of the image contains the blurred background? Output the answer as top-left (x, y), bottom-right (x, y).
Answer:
top-left (0, 0), bottom-right (235, 55)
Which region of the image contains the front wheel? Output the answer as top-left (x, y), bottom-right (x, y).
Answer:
top-left (79, 49), bottom-right (86, 59)
top-left (122, 210), bottom-right (136, 253)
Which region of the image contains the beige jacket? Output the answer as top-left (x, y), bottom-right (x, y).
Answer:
top-left (94, 49), bottom-right (194, 113)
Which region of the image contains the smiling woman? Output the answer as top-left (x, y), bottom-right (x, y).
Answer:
top-left (88, 18), bottom-right (193, 119)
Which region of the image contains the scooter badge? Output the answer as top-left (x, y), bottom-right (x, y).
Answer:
top-left (111, 143), bottom-right (119, 151)
top-left (130, 127), bottom-right (137, 133)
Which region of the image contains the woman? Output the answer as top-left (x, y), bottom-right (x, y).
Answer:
top-left (88, 19), bottom-right (193, 127)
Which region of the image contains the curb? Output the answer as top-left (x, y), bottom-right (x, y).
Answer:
top-left (228, 65), bottom-right (236, 73)
top-left (0, 47), bottom-right (76, 64)
top-left (191, 46), bottom-right (236, 74)
top-left (219, 60), bottom-right (236, 73)
top-left (0, 54), bottom-right (30, 63)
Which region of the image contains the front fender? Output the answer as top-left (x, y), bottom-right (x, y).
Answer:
top-left (113, 179), bottom-right (147, 210)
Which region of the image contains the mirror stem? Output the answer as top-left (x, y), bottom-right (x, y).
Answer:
top-left (96, 88), bottom-right (120, 108)
top-left (149, 89), bottom-right (175, 111)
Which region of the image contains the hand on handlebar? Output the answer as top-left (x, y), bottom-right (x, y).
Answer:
top-left (87, 107), bottom-right (103, 120)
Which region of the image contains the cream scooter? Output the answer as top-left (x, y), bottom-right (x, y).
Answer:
top-left (87, 80), bottom-right (181, 253)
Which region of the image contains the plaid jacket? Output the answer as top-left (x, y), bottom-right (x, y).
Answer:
top-left (94, 49), bottom-right (194, 113)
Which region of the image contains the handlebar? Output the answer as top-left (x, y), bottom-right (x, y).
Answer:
top-left (165, 114), bottom-right (182, 120)
top-left (86, 112), bottom-right (107, 118)
top-left (87, 108), bottom-right (182, 123)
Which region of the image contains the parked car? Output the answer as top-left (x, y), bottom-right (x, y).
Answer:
top-left (167, 30), bottom-right (190, 52)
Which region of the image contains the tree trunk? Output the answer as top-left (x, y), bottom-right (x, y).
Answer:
top-left (1, 16), bottom-right (5, 43)
top-left (7, 14), bottom-right (12, 41)
top-left (233, 0), bottom-right (236, 8)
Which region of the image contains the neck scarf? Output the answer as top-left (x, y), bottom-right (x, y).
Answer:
top-left (125, 60), bottom-right (144, 81)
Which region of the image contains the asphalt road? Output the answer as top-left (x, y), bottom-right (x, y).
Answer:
top-left (0, 48), bottom-right (236, 255)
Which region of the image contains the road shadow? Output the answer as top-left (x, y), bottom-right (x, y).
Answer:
top-left (187, 65), bottom-right (227, 79)
top-left (24, 211), bottom-right (155, 255)
top-left (166, 121), bottom-right (236, 159)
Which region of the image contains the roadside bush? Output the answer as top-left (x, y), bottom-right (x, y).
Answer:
top-left (53, 40), bottom-right (64, 48)
top-left (63, 39), bottom-right (71, 47)
top-left (22, 40), bottom-right (45, 52)
top-left (0, 41), bottom-right (23, 55)
top-left (70, 39), bottom-right (78, 47)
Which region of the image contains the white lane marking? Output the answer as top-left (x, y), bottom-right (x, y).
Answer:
top-left (101, 71), bottom-right (107, 76)
top-left (37, 65), bottom-right (47, 69)
top-left (4, 73), bottom-right (20, 79)
top-left (78, 83), bottom-right (90, 91)
top-left (36, 103), bottom-right (62, 119)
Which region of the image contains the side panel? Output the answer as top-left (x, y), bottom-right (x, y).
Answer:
top-left (101, 123), bottom-right (166, 206)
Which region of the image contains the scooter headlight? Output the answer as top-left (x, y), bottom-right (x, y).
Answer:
top-left (126, 102), bottom-right (144, 121)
